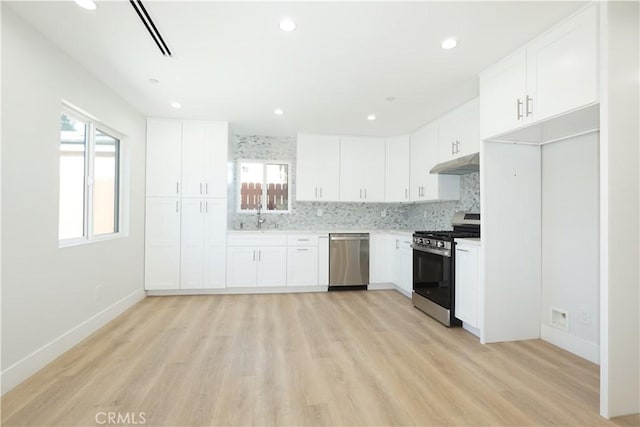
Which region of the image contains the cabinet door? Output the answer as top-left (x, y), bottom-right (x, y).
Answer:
top-left (369, 234), bottom-right (390, 283)
top-left (145, 197), bottom-right (181, 290)
top-left (203, 122), bottom-right (229, 198)
top-left (339, 136), bottom-right (365, 202)
top-left (180, 199), bottom-right (205, 289)
top-left (526, 5), bottom-right (598, 123)
top-left (399, 238), bottom-right (413, 294)
top-left (296, 133), bottom-right (320, 201)
top-left (315, 135), bottom-right (341, 201)
top-left (226, 247), bottom-right (257, 287)
top-left (410, 122), bottom-right (437, 201)
top-left (318, 236), bottom-right (329, 286)
top-left (385, 136), bottom-right (411, 202)
top-left (146, 119), bottom-right (182, 197)
top-left (257, 247), bottom-right (287, 287)
top-left (181, 121), bottom-right (207, 198)
top-left (455, 244), bottom-right (479, 327)
top-left (361, 137), bottom-right (386, 202)
top-left (203, 199), bottom-right (227, 289)
top-left (452, 98), bottom-right (480, 159)
top-left (479, 49), bottom-right (527, 139)
top-left (287, 247), bottom-right (319, 286)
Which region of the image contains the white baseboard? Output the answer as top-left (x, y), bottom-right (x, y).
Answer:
top-left (462, 322), bottom-right (481, 338)
top-left (1, 289), bottom-right (145, 395)
top-left (368, 283), bottom-right (395, 291)
top-left (147, 286), bottom-right (328, 296)
top-left (540, 323), bottom-right (600, 364)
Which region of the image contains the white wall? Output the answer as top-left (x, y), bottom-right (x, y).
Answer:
top-left (481, 142), bottom-right (541, 343)
top-left (599, 0), bottom-right (640, 418)
top-left (1, 6), bottom-right (146, 393)
top-left (540, 133), bottom-right (600, 363)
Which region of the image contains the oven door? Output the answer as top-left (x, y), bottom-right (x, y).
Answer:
top-left (412, 246), bottom-right (452, 309)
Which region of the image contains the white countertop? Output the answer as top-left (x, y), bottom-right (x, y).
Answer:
top-left (227, 229), bottom-right (414, 235)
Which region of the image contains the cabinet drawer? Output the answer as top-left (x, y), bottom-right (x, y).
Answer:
top-left (227, 233), bottom-right (288, 247)
top-left (287, 234), bottom-right (319, 246)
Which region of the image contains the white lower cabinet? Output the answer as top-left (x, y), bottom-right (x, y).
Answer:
top-left (226, 246), bottom-right (287, 287)
top-left (318, 236), bottom-right (329, 286)
top-left (370, 234), bottom-right (391, 283)
top-left (226, 234), bottom-right (288, 288)
top-left (180, 198), bottom-right (226, 289)
top-left (287, 246), bottom-right (319, 286)
top-left (390, 234), bottom-right (413, 296)
top-left (145, 197), bottom-right (181, 290)
top-left (455, 242), bottom-right (480, 328)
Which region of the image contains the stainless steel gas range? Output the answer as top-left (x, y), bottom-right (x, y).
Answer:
top-left (411, 212), bottom-right (480, 326)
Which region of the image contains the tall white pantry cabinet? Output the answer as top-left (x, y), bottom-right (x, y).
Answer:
top-left (145, 119), bottom-right (230, 290)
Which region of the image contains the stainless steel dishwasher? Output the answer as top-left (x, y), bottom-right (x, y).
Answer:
top-left (329, 233), bottom-right (369, 290)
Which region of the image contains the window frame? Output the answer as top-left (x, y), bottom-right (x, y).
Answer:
top-left (236, 159), bottom-right (292, 214)
top-left (59, 106), bottom-right (125, 247)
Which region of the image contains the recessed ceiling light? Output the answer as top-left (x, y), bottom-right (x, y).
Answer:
top-left (171, 102), bottom-right (182, 109)
top-left (148, 78), bottom-right (159, 84)
top-left (441, 38), bottom-right (458, 50)
top-left (274, 108), bottom-right (284, 116)
top-left (367, 114), bottom-right (376, 121)
top-left (279, 18), bottom-right (296, 32)
top-left (74, 0), bottom-right (97, 10)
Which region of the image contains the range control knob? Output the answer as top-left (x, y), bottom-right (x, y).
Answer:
top-left (425, 239), bottom-right (431, 245)
top-left (437, 241), bottom-right (445, 248)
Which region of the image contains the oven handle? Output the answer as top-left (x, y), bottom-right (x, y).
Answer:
top-left (411, 244), bottom-right (451, 258)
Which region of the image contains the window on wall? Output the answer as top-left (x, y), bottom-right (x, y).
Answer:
top-left (238, 160), bottom-right (290, 212)
top-left (59, 109), bottom-right (122, 245)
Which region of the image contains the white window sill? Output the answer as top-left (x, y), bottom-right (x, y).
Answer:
top-left (58, 233), bottom-right (124, 248)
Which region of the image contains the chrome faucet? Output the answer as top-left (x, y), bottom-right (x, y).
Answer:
top-left (256, 203), bottom-right (266, 229)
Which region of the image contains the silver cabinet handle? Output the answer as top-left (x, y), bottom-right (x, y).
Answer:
top-left (451, 141), bottom-right (455, 155)
top-left (517, 98), bottom-right (523, 120)
top-left (360, 189), bottom-right (362, 199)
top-left (456, 248), bottom-right (469, 253)
top-left (526, 95), bottom-right (533, 117)
top-left (258, 250), bottom-right (261, 262)
top-left (396, 239), bottom-right (399, 249)
top-left (405, 188), bottom-right (408, 199)
top-left (176, 182), bottom-right (180, 194)
top-left (456, 140), bottom-right (461, 154)
top-left (315, 187), bottom-right (318, 198)
top-left (364, 188), bottom-right (367, 199)
top-left (319, 188), bottom-right (322, 198)
top-left (206, 183), bottom-right (209, 194)
top-left (298, 238), bottom-right (309, 242)
top-left (253, 250), bottom-right (256, 261)
top-left (205, 201), bottom-right (208, 213)
top-left (297, 248), bottom-right (309, 252)
top-left (200, 183), bottom-right (203, 194)
top-left (199, 201), bottom-right (203, 213)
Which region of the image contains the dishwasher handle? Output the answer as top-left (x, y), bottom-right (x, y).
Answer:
top-left (330, 233), bottom-right (369, 241)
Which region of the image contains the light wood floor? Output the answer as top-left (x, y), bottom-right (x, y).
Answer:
top-left (2, 290), bottom-right (638, 426)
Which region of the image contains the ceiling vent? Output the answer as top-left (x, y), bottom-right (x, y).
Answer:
top-left (129, 0), bottom-right (172, 57)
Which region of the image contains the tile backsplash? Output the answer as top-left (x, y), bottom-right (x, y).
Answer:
top-left (228, 135), bottom-right (480, 231)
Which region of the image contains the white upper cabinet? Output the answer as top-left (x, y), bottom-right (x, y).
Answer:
top-left (438, 98), bottom-right (480, 162)
top-left (526, 4), bottom-right (598, 123)
top-left (385, 135), bottom-right (411, 202)
top-left (181, 121), bottom-right (229, 198)
top-left (146, 119), bottom-right (182, 197)
top-left (479, 50), bottom-right (528, 140)
top-left (480, 5), bottom-right (598, 140)
top-left (409, 123), bottom-right (435, 201)
top-left (296, 133), bottom-right (340, 201)
top-left (339, 136), bottom-right (385, 202)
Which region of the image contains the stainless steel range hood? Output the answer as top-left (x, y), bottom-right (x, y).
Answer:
top-left (429, 152), bottom-right (479, 175)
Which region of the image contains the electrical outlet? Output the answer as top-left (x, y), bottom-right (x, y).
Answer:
top-left (579, 310), bottom-right (591, 326)
top-left (551, 308), bottom-right (569, 331)
top-left (316, 209), bottom-right (323, 217)
top-left (423, 210), bottom-right (427, 218)
top-left (381, 209), bottom-right (387, 218)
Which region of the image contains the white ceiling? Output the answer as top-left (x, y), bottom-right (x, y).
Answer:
top-left (7, 1), bottom-right (585, 137)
